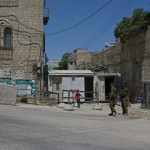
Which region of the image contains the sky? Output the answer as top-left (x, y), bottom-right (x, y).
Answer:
top-left (44, 0), bottom-right (150, 61)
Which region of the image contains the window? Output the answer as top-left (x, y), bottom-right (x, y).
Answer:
top-left (0, 26), bottom-right (13, 60)
top-left (4, 27), bottom-right (12, 47)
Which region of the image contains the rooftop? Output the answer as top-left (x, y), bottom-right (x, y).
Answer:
top-left (48, 70), bottom-right (93, 76)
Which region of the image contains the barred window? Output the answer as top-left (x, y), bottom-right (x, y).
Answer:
top-left (4, 27), bottom-right (12, 47)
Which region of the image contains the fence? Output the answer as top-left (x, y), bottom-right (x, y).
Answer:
top-left (62, 90), bottom-right (99, 104)
top-left (35, 91), bottom-right (59, 106)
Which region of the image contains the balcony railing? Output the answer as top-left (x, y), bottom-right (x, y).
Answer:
top-left (43, 8), bottom-right (49, 25)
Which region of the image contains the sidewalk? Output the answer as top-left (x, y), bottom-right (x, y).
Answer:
top-left (16, 102), bottom-right (150, 118)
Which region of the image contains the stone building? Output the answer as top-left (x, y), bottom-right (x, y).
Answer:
top-left (68, 41), bottom-right (121, 73)
top-left (0, 0), bottom-right (49, 96)
top-left (68, 48), bottom-right (92, 70)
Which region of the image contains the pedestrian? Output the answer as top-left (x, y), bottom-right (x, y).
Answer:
top-left (108, 82), bottom-right (117, 116)
top-left (119, 82), bottom-right (130, 115)
top-left (75, 90), bottom-right (82, 108)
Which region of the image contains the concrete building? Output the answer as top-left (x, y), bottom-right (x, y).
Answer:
top-left (0, 0), bottom-right (49, 96)
top-left (48, 70), bottom-right (94, 102)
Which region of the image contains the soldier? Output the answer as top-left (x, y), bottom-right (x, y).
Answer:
top-left (119, 82), bottom-right (130, 115)
top-left (108, 82), bottom-right (117, 116)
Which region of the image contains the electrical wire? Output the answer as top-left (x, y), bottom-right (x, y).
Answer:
top-left (0, 15), bottom-right (43, 33)
top-left (82, 0), bottom-right (131, 47)
top-left (0, 24), bottom-right (42, 37)
top-left (82, 0), bottom-right (138, 48)
top-left (45, 0), bottom-right (113, 35)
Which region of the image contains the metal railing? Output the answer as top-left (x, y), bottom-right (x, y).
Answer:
top-left (62, 90), bottom-right (99, 104)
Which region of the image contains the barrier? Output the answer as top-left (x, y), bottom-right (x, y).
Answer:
top-left (0, 84), bottom-right (17, 105)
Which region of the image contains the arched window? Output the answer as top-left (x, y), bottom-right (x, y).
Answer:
top-left (4, 27), bottom-right (12, 47)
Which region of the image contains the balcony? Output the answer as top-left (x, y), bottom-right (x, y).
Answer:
top-left (43, 8), bottom-right (49, 25)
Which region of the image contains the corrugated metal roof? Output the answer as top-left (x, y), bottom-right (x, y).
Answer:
top-left (48, 70), bottom-right (93, 76)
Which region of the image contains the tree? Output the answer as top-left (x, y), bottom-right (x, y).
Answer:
top-left (114, 8), bottom-right (150, 42)
top-left (58, 52), bottom-right (72, 70)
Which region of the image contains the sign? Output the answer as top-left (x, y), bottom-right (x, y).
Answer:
top-left (16, 79), bottom-right (35, 95)
top-left (0, 78), bottom-right (11, 85)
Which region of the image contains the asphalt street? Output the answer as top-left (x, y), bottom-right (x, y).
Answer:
top-left (0, 103), bottom-right (150, 150)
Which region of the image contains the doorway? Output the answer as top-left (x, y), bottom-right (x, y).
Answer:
top-left (85, 77), bottom-right (93, 101)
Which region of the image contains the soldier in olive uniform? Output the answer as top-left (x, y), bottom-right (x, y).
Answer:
top-left (119, 82), bottom-right (130, 115)
top-left (108, 82), bottom-right (117, 116)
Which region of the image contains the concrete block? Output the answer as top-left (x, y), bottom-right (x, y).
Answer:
top-left (93, 103), bottom-right (102, 110)
top-left (58, 103), bottom-right (66, 108)
top-left (63, 104), bottom-right (74, 111)
top-left (0, 84), bottom-right (17, 105)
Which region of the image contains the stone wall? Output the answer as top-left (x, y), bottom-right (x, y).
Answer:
top-left (91, 40), bottom-right (120, 73)
top-left (120, 26), bottom-right (150, 101)
top-left (143, 26), bottom-right (150, 81)
top-left (0, 0), bottom-right (44, 93)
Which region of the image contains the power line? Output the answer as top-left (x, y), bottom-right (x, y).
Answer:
top-left (83, 0), bottom-right (138, 48)
top-left (82, 0), bottom-right (138, 48)
top-left (45, 0), bottom-right (113, 35)
top-left (82, 0), bottom-right (131, 47)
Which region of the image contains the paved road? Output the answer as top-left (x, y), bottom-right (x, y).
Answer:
top-left (0, 104), bottom-right (150, 150)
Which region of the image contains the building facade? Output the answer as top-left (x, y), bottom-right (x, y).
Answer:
top-left (0, 0), bottom-right (49, 96)
top-left (68, 48), bottom-right (92, 70)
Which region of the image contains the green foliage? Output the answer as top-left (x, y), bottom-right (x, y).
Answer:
top-left (58, 52), bottom-right (72, 70)
top-left (114, 8), bottom-right (150, 42)
top-left (108, 52), bottom-right (119, 66)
